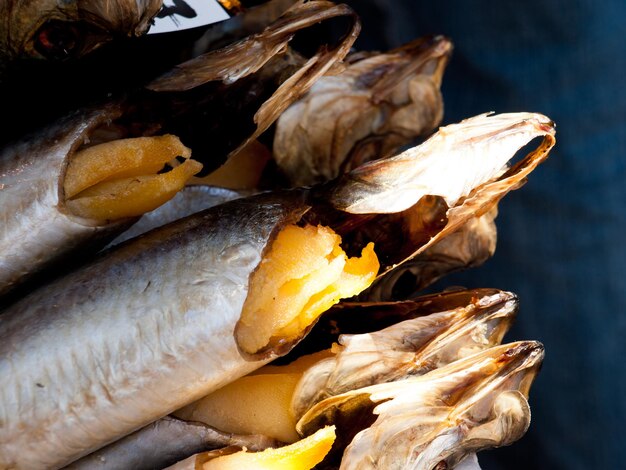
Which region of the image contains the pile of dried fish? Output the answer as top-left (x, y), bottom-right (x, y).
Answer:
top-left (0, 2), bottom-right (556, 469)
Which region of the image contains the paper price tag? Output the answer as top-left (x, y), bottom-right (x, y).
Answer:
top-left (148, 0), bottom-right (231, 34)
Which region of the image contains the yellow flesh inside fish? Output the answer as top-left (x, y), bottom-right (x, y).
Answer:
top-left (237, 224), bottom-right (379, 355)
top-left (63, 135), bottom-right (202, 221)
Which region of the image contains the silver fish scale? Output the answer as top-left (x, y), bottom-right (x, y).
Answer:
top-left (0, 193), bottom-right (307, 469)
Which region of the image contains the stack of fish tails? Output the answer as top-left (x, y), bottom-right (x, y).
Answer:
top-left (0, 2), bottom-right (556, 469)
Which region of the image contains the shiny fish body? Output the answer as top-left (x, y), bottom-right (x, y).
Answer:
top-left (0, 192), bottom-right (307, 469)
top-left (0, 104), bottom-right (132, 298)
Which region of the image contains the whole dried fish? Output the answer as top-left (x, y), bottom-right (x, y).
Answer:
top-left (0, 112), bottom-right (554, 469)
top-left (297, 342), bottom-right (544, 469)
top-left (274, 35), bottom-right (451, 186)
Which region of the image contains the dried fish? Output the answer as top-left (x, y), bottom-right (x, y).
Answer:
top-left (363, 206), bottom-right (497, 301)
top-left (65, 416), bottom-right (280, 470)
top-left (166, 289), bottom-right (515, 451)
top-left (0, 1), bottom-right (360, 298)
top-left (0, 0), bottom-right (161, 74)
top-left (148, 0), bottom-right (361, 165)
top-left (274, 35), bottom-right (451, 186)
top-left (291, 289), bottom-right (517, 419)
top-left (0, 112), bottom-right (553, 468)
top-left (0, 190), bottom-right (377, 469)
top-left (310, 112), bottom-right (555, 283)
top-left (297, 342), bottom-right (543, 469)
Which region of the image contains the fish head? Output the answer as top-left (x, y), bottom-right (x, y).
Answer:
top-left (290, 289), bottom-right (518, 420)
top-left (272, 35), bottom-right (452, 186)
top-left (308, 112), bottom-right (555, 280)
top-left (0, 0), bottom-right (162, 64)
top-left (296, 341), bottom-right (543, 469)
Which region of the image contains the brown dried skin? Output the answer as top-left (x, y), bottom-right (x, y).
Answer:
top-left (312, 112), bottom-right (556, 279)
top-left (291, 289), bottom-right (517, 420)
top-left (147, 1), bottom-right (361, 167)
top-left (363, 206), bottom-right (498, 301)
top-left (273, 35), bottom-right (452, 186)
top-left (0, 0), bottom-right (161, 71)
top-left (65, 416), bottom-right (280, 470)
top-left (282, 288), bottom-right (510, 361)
top-left (297, 342), bottom-right (543, 470)
top-left (149, 1), bottom-right (359, 91)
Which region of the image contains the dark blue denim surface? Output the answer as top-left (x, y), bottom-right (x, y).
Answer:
top-left (348, 1), bottom-right (626, 468)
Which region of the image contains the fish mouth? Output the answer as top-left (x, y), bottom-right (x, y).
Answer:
top-left (306, 112), bottom-right (556, 279)
top-left (295, 341), bottom-right (544, 468)
top-left (433, 341), bottom-right (545, 406)
top-left (289, 289), bottom-right (518, 420)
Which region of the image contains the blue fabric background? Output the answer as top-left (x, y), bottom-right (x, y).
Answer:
top-left (347, 1), bottom-right (626, 468)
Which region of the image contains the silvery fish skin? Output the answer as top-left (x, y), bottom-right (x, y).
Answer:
top-left (0, 191), bottom-right (308, 470)
top-left (0, 104), bottom-right (132, 298)
top-left (297, 342), bottom-right (544, 470)
top-left (291, 290), bottom-right (517, 420)
top-left (65, 416), bottom-right (279, 470)
top-left (108, 185), bottom-right (248, 247)
top-left (273, 35), bottom-right (451, 186)
top-left (0, 0), bottom-right (161, 72)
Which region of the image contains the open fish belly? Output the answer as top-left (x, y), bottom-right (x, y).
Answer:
top-left (0, 193), bottom-right (308, 470)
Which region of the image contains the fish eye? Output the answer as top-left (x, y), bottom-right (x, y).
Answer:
top-left (33, 20), bottom-right (83, 60)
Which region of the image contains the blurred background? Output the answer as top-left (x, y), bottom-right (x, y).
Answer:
top-left (340, 1), bottom-right (626, 468)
